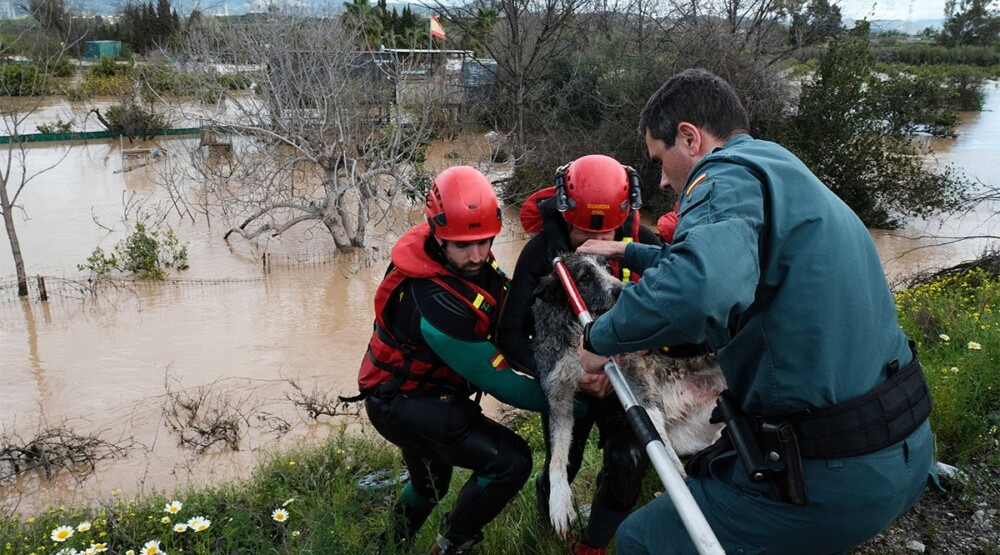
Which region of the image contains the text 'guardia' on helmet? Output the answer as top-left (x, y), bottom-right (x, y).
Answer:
top-left (425, 166), bottom-right (503, 241)
top-left (555, 155), bottom-right (635, 233)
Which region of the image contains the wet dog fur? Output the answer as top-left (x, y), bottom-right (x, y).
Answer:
top-left (532, 252), bottom-right (726, 538)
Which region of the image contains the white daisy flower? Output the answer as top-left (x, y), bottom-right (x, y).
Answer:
top-left (141, 540), bottom-right (163, 555)
top-left (968, 341), bottom-right (982, 350)
top-left (939, 334), bottom-right (950, 341)
top-left (164, 500), bottom-right (183, 514)
top-left (51, 525), bottom-right (75, 542)
top-left (173, 523), bottom-right (188, 533)
top-left (187, 516), bottom-right (211, 532)
top-left (77, 521), bottom-right (92, 532)
top-left (91, 544), bottom-right (109, 553)
top-left (271, 508), bottom-right (289, 522)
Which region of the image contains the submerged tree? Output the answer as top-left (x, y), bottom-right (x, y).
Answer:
top-left (1, 35), bottom-right (73, 297)
top-left (430, 0), bottom-right (588, 161)
top-left (173, 6), bottom-right (439, 251)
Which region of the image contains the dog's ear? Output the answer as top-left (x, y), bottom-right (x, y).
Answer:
top-left (533, 271), bottom-right (567, 305)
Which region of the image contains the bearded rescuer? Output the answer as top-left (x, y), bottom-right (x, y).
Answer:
top-left (353, 166), bottom-right (551, 555)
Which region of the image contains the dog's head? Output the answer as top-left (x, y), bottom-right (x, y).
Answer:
top-left (534, 252), bottom-right (622, 315)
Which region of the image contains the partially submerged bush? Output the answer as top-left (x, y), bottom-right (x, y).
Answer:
top-left (79, 223), bottom-right (189, 279)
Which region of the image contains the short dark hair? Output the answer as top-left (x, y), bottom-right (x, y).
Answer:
top-left (639, 68), bottom-right (750, 147)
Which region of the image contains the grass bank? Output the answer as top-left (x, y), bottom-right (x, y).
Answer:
top-left (2, 261), bottom-right (998, 555)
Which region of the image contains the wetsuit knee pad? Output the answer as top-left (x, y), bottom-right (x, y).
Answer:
top-left (595, 436), bottom-right (648, 510)
top-left (402, 482), bottom-right (437, 511)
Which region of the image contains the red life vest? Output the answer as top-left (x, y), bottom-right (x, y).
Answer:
top-left (357, 223), bottom-right (507, 395)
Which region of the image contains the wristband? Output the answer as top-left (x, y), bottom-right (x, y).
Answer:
top-left (582, 321), bottom-right (598, 354)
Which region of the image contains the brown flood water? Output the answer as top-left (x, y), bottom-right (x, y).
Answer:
top-left (2, 89), bottom-right (998, 514)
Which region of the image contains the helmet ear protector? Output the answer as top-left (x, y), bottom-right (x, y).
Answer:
top-left (625, 165), bottom-right (642, 211)
top-left (553, 162), bottom-right (643, 213)
top-left (554, 162), bottom-right (575, 212)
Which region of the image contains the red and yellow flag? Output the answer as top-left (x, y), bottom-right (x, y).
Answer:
top-left (430, 16), bottom-right (446, 40)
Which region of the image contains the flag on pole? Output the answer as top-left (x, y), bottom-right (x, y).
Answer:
top-left (430, 16), bottom-right (446, 40)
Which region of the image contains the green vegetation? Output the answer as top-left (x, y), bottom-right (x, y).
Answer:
top-left (341, 0), bottom-right (429, 50)
top-left (34, 118), bottom-right (73, 134)
top-left (938, 0), bottom-right (1000, 48)
top-left (873, 43), bottom-right (1000, 68)
top-left (0, 62), bottom-right (56, 96)
top-left (78, 223), bottom-right (188, 279)
top-left (780, 24), bottom-right (970, 228)
top-left (896, 263), bottom-right (1000, 465)
top-left (0, 420), bottom-right (628, 554)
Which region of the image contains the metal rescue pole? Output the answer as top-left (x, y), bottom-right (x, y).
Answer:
top-left (552, 257), bottom-right (725, 555)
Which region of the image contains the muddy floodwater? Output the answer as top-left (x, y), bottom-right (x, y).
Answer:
top-left (2, 88), bottom-right (999, 514)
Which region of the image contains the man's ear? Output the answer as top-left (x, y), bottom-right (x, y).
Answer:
top-left (676, 122), bottom-right (701, 156)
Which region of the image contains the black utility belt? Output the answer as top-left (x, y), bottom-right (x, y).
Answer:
top-left (695, 348), bottom-right (931, 505)
top-left (777, 352), bottom-right (931, 459)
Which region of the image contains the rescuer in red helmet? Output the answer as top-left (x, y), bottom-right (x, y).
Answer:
top-left (353, 166), bottom-right (551, 554)
top-left (495, 154), bottom-right (666, 555)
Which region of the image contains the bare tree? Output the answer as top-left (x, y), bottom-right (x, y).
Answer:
top-left (168, 6), bottom-right (440, 251)
top-left (1, 34), bottom-right (74, 297)
top-left (430, 0), bottom-right (589, 158)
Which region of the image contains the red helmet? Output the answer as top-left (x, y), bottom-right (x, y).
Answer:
top-left (558, 155), bottom-right (631, 233)
top-left (425, 166), bottom-right (502, 241)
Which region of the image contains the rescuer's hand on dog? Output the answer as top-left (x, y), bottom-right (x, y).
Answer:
top-left (578, 335), bottom-right (612, 375)
top-left (576, 238), bottom-right (627, 259)
top-left (577, 372), bottom-right (613, 398)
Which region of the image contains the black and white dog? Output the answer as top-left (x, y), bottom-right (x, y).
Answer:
top-left (532, 253), bottom-right (726, 538)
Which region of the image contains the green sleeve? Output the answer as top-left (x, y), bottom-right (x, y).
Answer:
top-left (420, 317), bottom-right (549, 412)
top-left (420, 318), bottom-right (591, 417)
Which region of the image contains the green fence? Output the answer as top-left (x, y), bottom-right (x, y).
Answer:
top-left (0, 127), bottom-right (202, 145)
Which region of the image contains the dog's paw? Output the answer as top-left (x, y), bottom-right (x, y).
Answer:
top-left (548, 480), bottom-right (577, 539)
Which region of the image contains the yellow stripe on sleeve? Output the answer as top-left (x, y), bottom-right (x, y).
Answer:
top-left (685, 172), bottom-right (708, 196)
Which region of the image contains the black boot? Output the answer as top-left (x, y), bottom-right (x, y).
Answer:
top-left (426, 514), bottom-right (483, 555)
top-left (427, 533), bottom-right (481, 555)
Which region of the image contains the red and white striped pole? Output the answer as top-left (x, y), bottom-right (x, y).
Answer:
top-left (552, 256), bottom-right (725, 555)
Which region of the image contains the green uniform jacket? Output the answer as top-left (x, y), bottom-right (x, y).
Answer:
top-left (589, 134), bottom-right (913, 417)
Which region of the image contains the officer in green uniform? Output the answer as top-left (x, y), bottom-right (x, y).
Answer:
top-left (576, 68), bottom-right (936, 554)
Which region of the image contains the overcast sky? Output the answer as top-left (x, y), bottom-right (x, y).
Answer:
top-left (837, 0), bottom-right (946, 21)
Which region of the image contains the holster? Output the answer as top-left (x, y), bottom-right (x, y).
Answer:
top-left (689, 390), bottom-right (809, 505)
top-left (759, 421), bottom-right (808, 505)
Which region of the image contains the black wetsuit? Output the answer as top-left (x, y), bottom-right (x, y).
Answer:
top-left (365, 235), bottom-right (539, 549)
